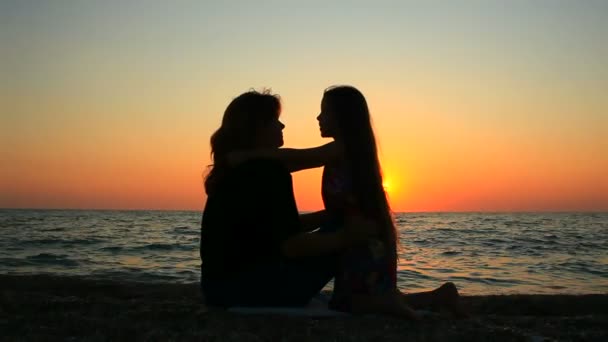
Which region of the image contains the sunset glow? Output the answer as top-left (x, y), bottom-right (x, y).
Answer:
top-left (2, 1), bottom-right (607, 212)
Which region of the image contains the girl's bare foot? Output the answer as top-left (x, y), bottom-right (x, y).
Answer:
top-left (434, 282), bottom-right (468, 318)
top-left (381, 291), bottom-right (421, 321)
top-left (352, 292), bottom-right (421, 321)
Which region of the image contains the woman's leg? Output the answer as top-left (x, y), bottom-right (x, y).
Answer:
top-left (203, 254), bottom-right (336, 308)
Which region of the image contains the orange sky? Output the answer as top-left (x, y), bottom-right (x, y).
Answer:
top-left (2, 2), bottom-right (607, 212)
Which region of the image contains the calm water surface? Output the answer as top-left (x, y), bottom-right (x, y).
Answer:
top-left (1, 210), bottom-right (606, 295)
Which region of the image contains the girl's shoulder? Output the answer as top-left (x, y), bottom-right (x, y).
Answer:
top-left (323, 160), bottom-right (350, 183)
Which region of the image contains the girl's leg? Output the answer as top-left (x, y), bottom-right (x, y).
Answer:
top-left (400, 289), bottom-right (436, 309)
top-left (351, 290), bottom-right (420, 321)
top-left (401, 282), bottom-right (468, 318)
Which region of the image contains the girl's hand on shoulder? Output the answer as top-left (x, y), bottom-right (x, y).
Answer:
top-left (227, 150), bottom-right (255, 166)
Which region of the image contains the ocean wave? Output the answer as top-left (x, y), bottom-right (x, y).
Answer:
top-left (0, 257), bottom-right (26, 267)
top-left (132, 243), bottom-right (191, 251)
top-left (171, 227), bottom-right (199, 236)
top-left (397, 269), bottom-right (436, 281)
top-left (449, 275), bottom-right (525, 285)
top-left (41, 227), bottom-right (66, 232)
top-left (25, 253), bottom-right (79, 267)
top-left (19, 238), bottom-right (105, 246)
top-left (99, 246), bottom-right (124, 252)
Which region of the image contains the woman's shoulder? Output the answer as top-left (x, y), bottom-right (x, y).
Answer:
top-left (233, 158), bottom-right (287, 173)
top-left (230, 158), bottom-right (291, 185)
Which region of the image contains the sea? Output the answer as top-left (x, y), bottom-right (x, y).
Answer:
top-left (1, 209), bottom-right (606, 295)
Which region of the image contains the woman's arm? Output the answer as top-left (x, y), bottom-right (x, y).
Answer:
top-left (299, 210), bottom-right (328, 232)
top-left (280, 218), bottom-right (376, 258)
top-left (280, 230), bottom-right (347, 258)
top-left (229, 142), bottom-right (340, 172)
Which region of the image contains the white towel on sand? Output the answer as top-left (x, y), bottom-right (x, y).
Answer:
top-left (227, 297), bottom-right (348, 317)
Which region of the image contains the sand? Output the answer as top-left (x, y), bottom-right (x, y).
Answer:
top-left (1, 274), bottom-right (606, 341)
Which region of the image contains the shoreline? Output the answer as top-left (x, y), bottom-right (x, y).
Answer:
top-left (2, 275), bottom-right (607, 341)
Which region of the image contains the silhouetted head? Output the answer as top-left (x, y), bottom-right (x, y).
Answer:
top-left (317, 86), bottom-right (372, 140)
top-left (205, 89), bottom-right (284, 195)
top-left (318, 85), bottom-right (398, 262)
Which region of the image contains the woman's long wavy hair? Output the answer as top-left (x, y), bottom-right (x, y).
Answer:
top-left (204, 90), bottom-right (281, 196)
top-left (323, 85), bottom-right (399, 264)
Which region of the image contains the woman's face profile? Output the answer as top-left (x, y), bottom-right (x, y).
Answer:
top-left (256, 118), bottom-right (285, 148)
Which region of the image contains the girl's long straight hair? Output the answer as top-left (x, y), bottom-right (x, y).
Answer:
top-left (324, 85), bottom-right (398, 264)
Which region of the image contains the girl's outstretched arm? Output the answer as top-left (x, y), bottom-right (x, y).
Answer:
top-left (228, 141), bottom-right (340, 172)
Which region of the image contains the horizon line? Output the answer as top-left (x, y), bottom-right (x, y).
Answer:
top-left (1, 207), bottom-right (606, 214)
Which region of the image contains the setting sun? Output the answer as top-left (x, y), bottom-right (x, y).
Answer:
top-left (382, 180), bottom-right (392, 193)
top-left (382, 173), bottom-right (399, 199)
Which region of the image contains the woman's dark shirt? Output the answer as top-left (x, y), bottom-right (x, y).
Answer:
top-left (200, 159), bottom-right (302, 281)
